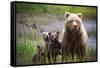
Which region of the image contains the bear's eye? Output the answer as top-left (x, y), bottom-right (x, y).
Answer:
top-left (76, 20), bottom-right (81, 25)
top-left (70, 20), bottom-right (73, 22)
top-left (75, 20), bottom-right (79, 23)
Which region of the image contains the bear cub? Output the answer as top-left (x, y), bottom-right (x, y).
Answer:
top-left (43, 32), bottom-right (61, 63)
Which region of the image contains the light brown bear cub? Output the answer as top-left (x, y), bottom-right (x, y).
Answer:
top-left (61, 12), bottom-right (88, 60)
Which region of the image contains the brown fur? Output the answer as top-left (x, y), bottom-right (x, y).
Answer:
top-left (32, 45), bottom-right (46, 64)
top-left (61, 12), bottom-right (88, 60)
top-left (43, 32), bottom-right (61, 63)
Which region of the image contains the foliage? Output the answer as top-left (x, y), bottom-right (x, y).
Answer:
top-left (16, 29), bottom-right (44, 65)
top-left (16, 3), bottom-right (96, 19)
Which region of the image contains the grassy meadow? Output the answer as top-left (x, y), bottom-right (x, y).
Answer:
top-left (16, 2), bottom-right (97, 65)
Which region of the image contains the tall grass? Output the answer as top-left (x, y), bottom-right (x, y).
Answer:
top-left (16, 35), bottom-right (97, 65)
top-left (16, 27), bottom-right (45, 65)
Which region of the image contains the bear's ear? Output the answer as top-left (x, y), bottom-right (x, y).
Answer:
top-left (77, 13), bottom-right (82, 19)
top-left (48, 32), bottom-right (51, 36)
top-left (56, 32), bottom-right (59, 35)
top-left (64, 12), bottom-right (70, 19)
top-left (37, 45), bottom-right (40, 49)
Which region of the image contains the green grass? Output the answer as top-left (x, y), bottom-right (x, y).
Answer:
top-left (16, 26), bottom-right (97, 65)
top-left (16, 35), bottom-right (97, 65)
top-left (16, 2), bottom-right (96, 19)
top-left (16, 38), bottom-right (35, 65)
top-left (16, 29), bottom-right (45, 65)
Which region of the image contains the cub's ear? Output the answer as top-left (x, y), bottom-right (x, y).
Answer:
top-left (37, 45), bottom-right (40, 49)
top-left (64, 12), bottom-right (70, 19)
top-left (77, 13), bottom-right (82, 19)
top-left (56, 32), bottom-right (59, 35)
top-left (48, 32), bottom-right (51, 36)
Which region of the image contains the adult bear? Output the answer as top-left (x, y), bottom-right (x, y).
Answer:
top-left (60, 12), bottom-right (88, 60)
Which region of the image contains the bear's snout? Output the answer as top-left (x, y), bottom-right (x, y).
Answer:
top-left (73, 25), bottom-right (79, 31)
top-left (54, 37), bottom-right (57, 41)
top-left (71, 21), bottom-right (79, 31)
top-left (72, 21), bottom-right (77, 27)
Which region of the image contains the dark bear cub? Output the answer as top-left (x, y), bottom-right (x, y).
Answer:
top-left (43, 32), bottom-right (61, 63)
top-left (48, 32), bottom-right (61, 63)
top-left (32, 45), bottom-right (46, 64)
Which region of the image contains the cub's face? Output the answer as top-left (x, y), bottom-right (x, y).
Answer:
top-left (43, 32), bottom-right (61, 55)
top-left (64, 12), bottom-right (82, 32)
top-left (37, 45), bottom-right (45, 56)
top-left (43, 32), bottom-right (59, 43)
top-left (43, 32), bottom-right (50, 42)
top-left (49, 32), bottom-right (59, 42)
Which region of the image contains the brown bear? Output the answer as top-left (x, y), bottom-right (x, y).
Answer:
top-left (48, 32), bottom-right (61, 63)
top-left (32, 45), bottom-right (46, 64)
top-left (43, 32), bottom-right (50, 49)
top-left (43, 32), bottom-right (61, 63)
top-left (60, 12), bottom-right (88, 60)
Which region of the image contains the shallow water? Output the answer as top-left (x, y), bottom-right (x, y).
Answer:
top-left (83, 20), bottom-right (97, 48)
